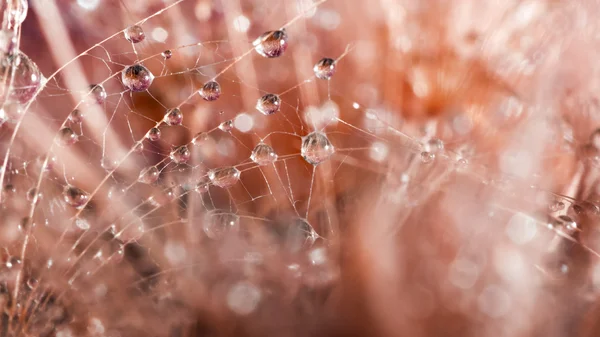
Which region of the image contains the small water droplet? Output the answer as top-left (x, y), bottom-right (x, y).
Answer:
top-left (63, 185), bottom-right (89, 209)
top-left (251, 143), bottom-right (277, 165)
top-left (426, 138), bottom-right (444, 153)
top-left (253, 30), bottom-right (288, 58)
top-left (301, 131), bottom-right (335, 165)
top-left (208, 166), bottom-right (240, 188)
top-left (195, 179), bottom-right (209, 193)
top-left (146, 127), bottom-right (161, 141)
top-left (170, 145), bottom-right (191, 164)
top-left (218, 120), bottom-right (233, 132)
top-left (121, 64), bottom-right (154, 92)
top-left (313, 57), bottom-right (335, 80)
top-left (203, 210), bottom-right (239, 239)
top-left (133, 142), bottom-right (144, 153)
top-left (88, 84), bottom-right (106, 104)
top-left (420, 151), bottom-right (435, 163)
top-left (124, 25), bottom-right (145, 43)
top-left (138, 166), bottom-right (159, 184)
top-left (69, 109), bottom-right (83, 123)
top-left (0, 51), bottom-right (41, 104)
top-left (56, 127), bottom-right (78, 146)
top-left (256, 93), bottom-right (281, 115)
top-left (100, 156), bottom-right (118, 171)
top-left (27, 187), bottom-right (40, 202)
top-left (272, 218), bottom-right (318, 253)
top-left (199, 81), bottom-right (221, 101)
top-left (226, 280), bottom-right (261, 315)
top-left (192, 132), bottom-right (210, 145)
top-left (161, 50), bottom-right (172, 59)
top-left (163, 108), bottom-right (183, 126)
top-left (549, 200), bottom-right (565, 212)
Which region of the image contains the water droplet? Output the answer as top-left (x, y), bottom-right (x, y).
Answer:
top-left (63, 185), bottom-right (89, 209)
top-left (2, 0), bottom-right (28, 30)
top-left (121, 64), bottom-right (154, 92)
top-left (253, 30), bottom-right (288, 58)
top-left (88, 84), bottom-right (106, 104)
top-left (251, 143), bottom-right (277, 165)
top-left (170, 145), bottom-right (191, 164)
top-left (549, 200), bottom-right (565, 212)
top-left (226, 281), bottom-right (261, 315)
top-left (426, 138), bottom-right (444, 153)
top-left (124, 25), bottom-right (145, 43)
top-left (551, 215), bottom-right (578, 235)
top-left (420, 151), bottom-right (435, 163)
top-left (163, 108), bottom-right (183, 126)
top-left (138, 166), bottom-right (159, 184)
top-left (133, 142), bottom-right (144, 153)
top-left (100, 156), bottom-right (119, 171)
top-left (203, 210), bottom-right (239, 239)
top-left (69, 109), bottom-right (83, 123)
top-left (0, 51), bottom-right (41, 104)
top-left (146, 127), bottom-right (161, 141)
top-left (195, 179), bottom-right (209, 193)
top-left (255, 93), bottom-right (281, 115)
top-left (27, 187), bottom-right (40, 202)
top-left (56, 127), bottom-right (78, 146)
top-left (218, 120), bottom-right (233, 132)
top-left (208, 166), bottom-right (241, 188)
top-left (301, 131), bottom-right (335, 165)
top-left (313, 57), bottom-right (335, 80)
top-left (272, 218), bottom-right (318, 253)
top-left (161, 50), bottom-right (172, 59)
top-left (192, 132), bottom-right (210, 145)
top-left (199, 81), bottom-right (221, 101)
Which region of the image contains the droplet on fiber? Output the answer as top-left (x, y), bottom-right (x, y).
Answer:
top-left (161, 50), bottom-right (172, 59)
top-left (69, 109), bottom-right (84, 123)
top-left (199, 81), bottom-right (221, 101)
top-left (63, 185), bottom-right (89, 209)
top-left (88, 84), bottom-right (107, 104)
top-left (56, 127), bottom-right (78, 146)
top-left (426, 138), bottom-right (444, 153)
top-left (203, 210), bottom-right (239, 240)
top-left (253, 30), bottom-right (288, 58)
top-left (0, 51), bottom-right (41, 104)
top-left (313, 57), bottom-right (335, 80)
top-left (2, 0), bottom-right (28, 29)
top-left (124, 25), bottom-right (145, 43)
top-left (208, 166), bottom-right (240, 188)
top-left (170, 145), bottom-right (191, 164)
top-left (301, 131), bottom-right (335, 165)
top-left (218, 120), bottom-right (233, 132)
top-left (138, 166), bottom-right (160, 184)
top-left (420, 151), bottom-right (435, 163)
top-left (271, 218), bottom-right (318, 253)
top-left (121, 64), bottom-right (154, 92)
top-left (146, 127), bottom-right (161, 141)
top-left (251, 143), bottom-right (277, 165)
top-left (163, 108), bottom-right (183, 126)
top-left (226, 281), bottom-right (261, 315)
top-left (256, 93), bottom-right (281, 115)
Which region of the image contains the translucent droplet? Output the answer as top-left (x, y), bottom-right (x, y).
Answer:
top-left (133, 142), bottom-right (144, 153)
top-left (195, 179), bottom-right (209, 193)
top-left (124, 25), bottom-right (145, 43)
top-left (88, 84), bottom-right (106, 104)
top-left (549, 200), bottom-right (565, 212)
top-left (199, 81), bottom-right (221, 101)
top-left (138, 166), bottom-right (159, 184)
top-left (2, 0), bottom-right (28, 29)
top-left (551, 215), bottom-right (578, 235)
top-left (420, 151), bottom-right (435, 163)
top-left (161, 50), bottom-right (172, 59)
top-left (218, 120), bottom-right (233, 132)
top-left (146, 127), bottom-right (161, 141)
top-left (163, 108), bottom-right (183, 126)
top-left (253, 30), bottom-right (288, 58)
top-left (203, 210), bottom-right (239, 239)
top-left (170, 145), bottom-right (191, 164)
top-left (208, 166), bottom-right (241, 188)
top-left (63, 186), bottom-right (89, 209)
top-left (301, 131), bottom-right (335, 165)
top-left (0, 51), bottom-right (41, 104)
top-left (226, 281), bottom-right (261, 316)
top-left (121, 64), bottom-right (154, 92)
top-left (100, 156), bottom-right (119, 171)
top-left (26, 187), bottom-right (40, 202)
top-left (273, 218), bottom-right (318, 253)
top-left (56, 127), bottom-right (78, 146)
top-left (69, 109), bottom-right (83, 123)
top-left (256, 93), bottom-right (281, 115)
top-left (313, 57), bottom-right (335, 80)
top-left (251, 143), bottom-right (277, 165)
top-left (426, 138), bottom-right (444, 153)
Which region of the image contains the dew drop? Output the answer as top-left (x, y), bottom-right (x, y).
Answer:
top-left (121, 64), bottom-right (154, 92)
top-left (256, 93), bottom-right (281, 115)
top-left (192, 132), bottom-right (210, 145)
top-left (26, 187), bottom-right (40, 202)
top-left (138, 166), bottom-right (159, 184)
top-left (426, 138), bottom-right (444, 153)
top-left (251, 143), bottom-right (277, 165)
top-left (218, 120), bottom-right (233, 132)
top-left (56, 127), bottom-right (78, 146)
top-left (253, 30), bottom-right (288, 58)
top-left (124, 25), bottom-right (145, 43)
top-left (133, 142), bottom-right (144, 153)
top-left (69, 109), bottom-right (83, 123)
top-left (203, 210), bottom-right (239, 239)
top-left (273, 218), bottom-right (318, 253)
top-left (161, 50), bottom-right (172, 59)
top-left (549, 200), bottom-right (565, 212)
top-left (208, 166), bottom-right (241, 188)
top-left (2, 0), bottom-right (28, 30)
top-left (63, 185), bottom-right (89, 209)
top-left (170, 145), bottom-right (191, 164)
top-left (100, 156), bottom-right (119, 171)
top-left (301, 131), bottom-right (335, 165)
top-left (195, 179), bottom-right (209, 193)
top-left (313, 57), bottom-right (336, 80)
top-left (0, 51), bottom-right (41, 104)
top-left (199, 81), bottom-right (221, 101)
top-left (163, 108), bottom-right (183, 126)
top-left (226, 281), bottom-right (261, 316)
top-left (88, 84), bottom-right (106, 104)
top-left (420, 151), bottom-right (435, 163)
top-left (146, 127), bottom-right (161, 141)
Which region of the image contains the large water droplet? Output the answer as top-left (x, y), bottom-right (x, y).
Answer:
top-left (226, 281), bottom-right (261, 316)
top-left (301, 131), bottom-right (335, 165)
top-left (313, 58), bottom-right (335, 80)
top-left (163, 108), bottom-right (183, 126)
top-left (124, 25), bottom-right (145, 43)
top-left (146, 127), bottom-right (161, 141)
top-left (170, 145), bottom-right (191, 164)
top-left (121, 64), bottom-right (154, 92)
top-left (250, 143), bottom-right (277, 165)
top-left (63, 186), bottom-right (89, 209)
top-left (69, 109), bottom-right (84, 123)
top-left (203, 210), bottom-right (239, 239)
top-left (199, 81), bottom-right (221, 101)
top-left (208, 166), bottom-right (240, 188)
top-left (56, 127), bottom-right (78, 146)
top-left (253, 30), bottom-right (288, 58)
top-left (138, 166), bottom-right (159, 184)
top-left (0, 51), bottom-right (41, 104)
top-left (88, 84), bottom-right (106, 104)
top-left (256, 93), bottom-right (281, 115)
